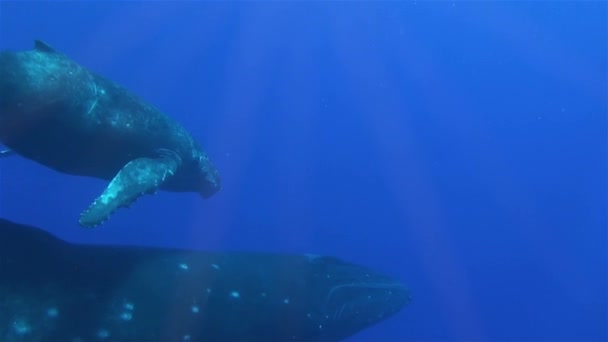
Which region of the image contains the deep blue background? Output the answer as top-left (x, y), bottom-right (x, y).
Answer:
top-left (1, 1), bottom-right (606, 341)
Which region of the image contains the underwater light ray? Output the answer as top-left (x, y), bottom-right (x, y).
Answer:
top-left (267, 11), bottom-right (331, 252)
top-left (392, 5), bottom-right (606, 336)
top-left (419, 5), bottom-right (599, 305)
top-left (77, 2), bottom-right (180, 73)
top-left (122, 4), bottom-right (239, 121)
top-left (182, 4), bottom-right (286, 248)
top-left (386, 10), bottom-right (589, 337)
top-left (325, 4), bottom-right (486, 340)
top-left (463, 2), bottom-right (605, 105)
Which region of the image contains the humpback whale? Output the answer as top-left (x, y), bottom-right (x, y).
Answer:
top-left (0, 218), bottom-right (409, 342)
top-left (0, 40), bottom-right (221, 227)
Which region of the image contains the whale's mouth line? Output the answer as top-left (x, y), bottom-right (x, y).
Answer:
top-left (326, 282), bottom-right (405, 301)
top-left (322, 281), bottom-right (407, 322)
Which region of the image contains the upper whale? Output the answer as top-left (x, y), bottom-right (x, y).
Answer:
top-left (0, 40), bottom-right (221, 227)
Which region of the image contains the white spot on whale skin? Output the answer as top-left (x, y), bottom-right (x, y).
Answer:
top-left (210, 263), bottom-right (220, 270)
top-left (120, 312), bottom-right (133, 321)
top-left (283, 298), bottom-right (290, 304)
top-left (47, 307), bottom-right (59, 317)
top-left (183, 335), bottom-right (191, 341)
top-left (191, 305), bottom-right (200, 313)
top-left (96, 329), bottom-right (110, 339)
top-left (99, 183), bottom-right (123, 205)
top-left (229, 291), bottom-right (240, 299)
top-left (304, 253), bottom-right (321, 261)
top-left (179, 263), bottom-right (189, 270)
top-left (124, 302), bottom-right (134, 311)
top-left (12, 319), bottom-right (31, 335)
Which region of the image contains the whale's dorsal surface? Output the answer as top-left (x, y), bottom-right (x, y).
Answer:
top-left (0, 149), bottom-right (15, 157)
top-left (0, 218), bottom-right (410, 341)
top-left (34, 39), bottom-right (60, 54)
top-left (0, 40), bottom-right (221, 227)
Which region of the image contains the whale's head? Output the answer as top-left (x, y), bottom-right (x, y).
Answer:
top-left (197, 154), bottom-right (221, 198)
top-left (299, 255), bottom-right (410, 341)
top-left (160, 151), bottom-right (221, 198)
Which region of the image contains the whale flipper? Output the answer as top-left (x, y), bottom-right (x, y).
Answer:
top-left (0, 41), bottom-right (221, 227)
top-left (79, 151), bottom-right (182, 227)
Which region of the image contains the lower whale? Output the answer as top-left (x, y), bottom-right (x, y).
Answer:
top-left (0, 218), bottom-right (409, 342)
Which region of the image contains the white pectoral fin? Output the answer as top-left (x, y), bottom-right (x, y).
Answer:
top-left (78, 151), bottom-right (182, 228)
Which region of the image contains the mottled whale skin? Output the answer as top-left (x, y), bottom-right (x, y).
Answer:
top-left (0, 40), bottom-right (221, 227)
top-left (0, 218), bottom-right (409, 342)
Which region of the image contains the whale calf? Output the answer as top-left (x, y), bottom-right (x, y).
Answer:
top-left (0, 40), bottom-right (221, 227)
top-left (0, 218), bottom-right (410, 342)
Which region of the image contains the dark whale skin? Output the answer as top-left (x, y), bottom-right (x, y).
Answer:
top-left (0, 218), bottom-right (410, 342)
top-left (0, 40), bottom-right (221, 226)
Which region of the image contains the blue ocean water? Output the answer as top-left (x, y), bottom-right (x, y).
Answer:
top-left (0, 1), bottom-right (606, 341)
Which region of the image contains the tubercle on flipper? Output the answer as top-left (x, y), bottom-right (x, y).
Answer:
top-left (79, 152), bottom-right (180, 228)
top-left (81, 181), bottom-right (161, 226)
top-left (79, 189), bottom-right (158, 228)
